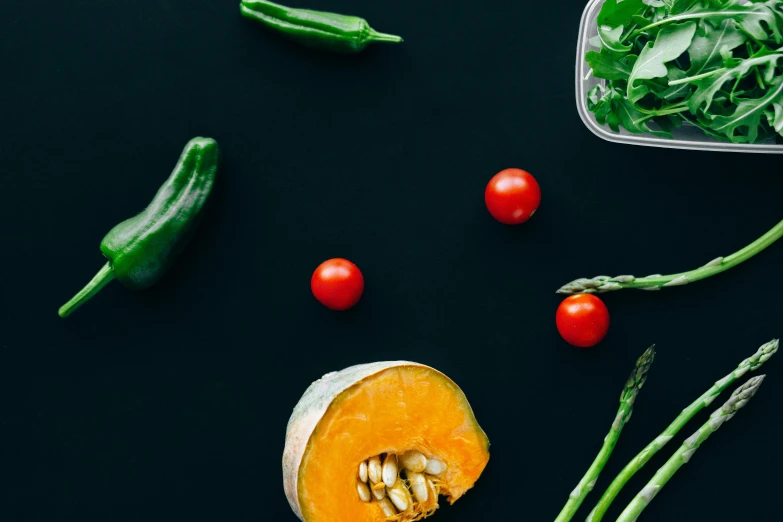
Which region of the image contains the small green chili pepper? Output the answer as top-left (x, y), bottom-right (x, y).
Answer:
top-left (58, 137), bottom-right (219, 318)
top-left (240, 0), bottom-right (402, 53)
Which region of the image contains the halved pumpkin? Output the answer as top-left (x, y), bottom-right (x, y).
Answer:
top-left (282, 361), bottom-right (490, 522)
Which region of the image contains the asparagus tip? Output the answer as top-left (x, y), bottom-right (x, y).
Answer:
top-left (742, 340), bottom-right (779, 371)
top-left (716, 375), bottom-right (766, 418)
top-left (622, 346), bottom-right (656, 403)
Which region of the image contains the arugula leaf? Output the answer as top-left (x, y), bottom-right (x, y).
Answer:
top-left (688, 19), bottom-right (746, 74)
top-left (689, 51), bottom-right (782, 113)
top-left (765, 102), bottom-right (783, 134)
top-left (598, 25), bottom-right (634, 53)
top-left (587, 49), bottom-right (636, 80)
top-left (709, 76), bottom-right (783, 141)
top-left (632, 13), bottom-right (654, 26)
top-left (635, 1), bottom-right (777, 36)
top-left (669, 0), bottom-right (712, 16)
top-left (614, 97), bottom-right (674, 136)
top-left (668, 0), bottom-right (690, 13)
top-left (588, 85), bottom-right (618, 129)
top-left (738, 1), bottom-right (783, 44)
top-left (653, 113), bottom-right (684, 133)
top-left (659, 67), bottom-right (692, 99)
top-left (598, 0), bottom-right (648, 27)
top-left (628, 22), bottom-right (697, 102)
top-left (669, 0), bottom-right (744, 16)
top-left (587, 83), bottom-right (674, 137)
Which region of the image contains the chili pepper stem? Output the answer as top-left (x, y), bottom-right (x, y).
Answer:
top-left (368, 30), bottom-right (403, 43)
top-left (58, 262), bottom-right (116, 318)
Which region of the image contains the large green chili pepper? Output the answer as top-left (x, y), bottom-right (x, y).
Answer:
top-left (240, 0), bottom-right (402, 53)
top-left (58, 137), bottom-right (219, 318)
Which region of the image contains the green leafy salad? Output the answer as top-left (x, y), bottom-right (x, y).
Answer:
top-left (586, 0), bottom-right (783, 143)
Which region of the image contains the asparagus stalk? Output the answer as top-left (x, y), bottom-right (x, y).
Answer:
top-left (553, 347), bottom-right (656, 522)
top-left (615, 376), bottom-right (766, 522)
top-left (557, 218), bottom-right (783, 295)
top-left (586, 339), bottom-right (778, 522)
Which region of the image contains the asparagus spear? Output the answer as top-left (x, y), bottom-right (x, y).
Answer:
top-left (586, 339), bottom-right (778, 522)
top-left (557, 218), bottom-right (783, 295)
top-left (553, 347), bottom-right (656, 522)
top-left (615, 376), bottom-right (766, 522)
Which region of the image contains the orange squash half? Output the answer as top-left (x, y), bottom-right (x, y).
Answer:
top-left (282, 361), bottom-right (490, 522)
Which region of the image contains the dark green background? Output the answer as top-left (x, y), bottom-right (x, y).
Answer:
top-left (2, 1), bottom-right (781, 521)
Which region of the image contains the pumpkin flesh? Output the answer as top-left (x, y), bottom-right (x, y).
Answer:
top-left (291, 363), bottom-right (489, 522)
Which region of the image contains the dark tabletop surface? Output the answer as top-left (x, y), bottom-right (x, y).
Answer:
top-left (2, 1), bottom-right (782, 521)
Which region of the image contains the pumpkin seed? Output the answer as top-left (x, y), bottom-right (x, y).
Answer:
top-left (399, 450), bottom-right (427, 472)
top-left (368, 456), bottom-right (382, 484)
top-left (357, 480), bottom-right (371, 502)
top-left (371, 483), bottom-right (386, 500)
top-left (358, 461), bottom-right (368, 483)
top-left (387, 481), bottom-right (410, 512)
top-left (424, 456), bottom-right (446, 476)
top-left (407, 471), bottom-right (429, 503)
top-left (382, 454), bottom-right (398, 487)
top-left (378, 497), bottom-right (397, 517)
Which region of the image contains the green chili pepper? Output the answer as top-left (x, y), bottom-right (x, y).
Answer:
top-left (58, 137), bottom-right (220, 318)
top-left (240, 0), bottom-right (402, 54)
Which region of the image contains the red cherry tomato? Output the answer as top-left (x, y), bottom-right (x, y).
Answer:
top-left (485, 168), bottom-right (542, 225)
top-left (556, 294), bottom-right (610, 348)
top-left (311, 259), bottom-right (365, 311)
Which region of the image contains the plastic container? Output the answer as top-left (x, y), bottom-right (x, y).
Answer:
top-left (575, 0), bottom-right (783, 153)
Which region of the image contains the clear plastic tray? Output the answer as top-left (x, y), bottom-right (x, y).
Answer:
top-left (575, 0), bottom-right (783, 153)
